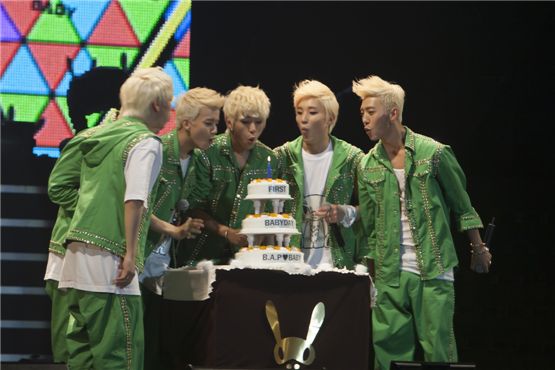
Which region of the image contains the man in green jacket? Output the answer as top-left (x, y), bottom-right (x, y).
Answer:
top-left (353, 75), bottom-right (492, 370)
top-left (177, 85), bottom-right (281, 266)
top-left (45, 109), bottom-right (118, 363)
top-left (274, 80), bottom-right (365, 269)
top-left (58, 67), bottom-right (173, 370)
top-left (140, 87), bottom-right (225, 370)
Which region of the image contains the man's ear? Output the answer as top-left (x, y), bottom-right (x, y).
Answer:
top-left (181, 119), bottom-right (191, 130)
top-left (389, 107), bottom-right (399, 121)
top-left (225, 118), bottom-right (234, 132)
top-left (152, 101), bottom-right (161, 113)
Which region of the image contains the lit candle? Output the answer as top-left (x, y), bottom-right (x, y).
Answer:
top-left (267, 156), bottom-right (272, 178)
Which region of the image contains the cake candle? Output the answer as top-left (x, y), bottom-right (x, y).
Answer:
top-left (267, 156), bottom-right (272, 178)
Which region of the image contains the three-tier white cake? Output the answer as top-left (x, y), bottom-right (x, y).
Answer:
top-left (234, 178), bottom-right (304, 268)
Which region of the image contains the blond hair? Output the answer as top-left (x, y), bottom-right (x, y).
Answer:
top-left (119, 67), bottom-right (173, 118)
top-left (352, 75), bottom-right (405, 122)
top-left (293, 79), bottom-right (339, 133)
top-left (223, 85), bottom-right (271, 122)
top-left (175, 87), bottom-right (225, 126)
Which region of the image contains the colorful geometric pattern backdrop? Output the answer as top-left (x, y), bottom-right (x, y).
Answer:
top-left (0, 0), bottom-right (191, 157)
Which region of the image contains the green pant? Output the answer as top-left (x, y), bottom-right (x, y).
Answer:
top-left (45, 280), bottom-right (69, 363)
top-left (373, 271), bottom-right (457, 370)
top-left (65, 288), bottom-right (144, 370)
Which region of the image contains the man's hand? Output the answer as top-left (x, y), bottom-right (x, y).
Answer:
top-left (114, 254), bottom-right (136, 288)
top-left (224, 227), bottom-right (248, 247)
top-left (470, 246), bottom-right (492, 274)
top-left (170, 217), bottom-right (204, 240)
top-left (314, 204), bottom-right (346, 224)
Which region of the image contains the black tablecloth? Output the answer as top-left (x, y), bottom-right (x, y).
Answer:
top-left (162, 269), bottom-right (370, 370)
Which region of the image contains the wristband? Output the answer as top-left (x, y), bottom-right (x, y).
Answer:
top-left (470, 242), bottom-right (489, 255)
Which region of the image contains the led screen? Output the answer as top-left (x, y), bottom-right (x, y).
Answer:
top-left (1, 0), bottom-right (191, 157)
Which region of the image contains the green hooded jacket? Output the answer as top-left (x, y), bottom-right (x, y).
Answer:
top-left (48, 125), bottom-right (105, 255)
top-left (65, 117), bottom-right (161, 271)
top-left (177, 131), bottom-right (283, 265)
top-left (357, 127), bottom-right (483, 286)
top-left (144, 129), bottom-right (202, 257)
top-left (274, 135), bottom-right (366, 269)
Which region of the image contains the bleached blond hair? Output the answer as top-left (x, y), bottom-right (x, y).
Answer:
top-left (352, 75), bottom-right (405, 122)
top-left (223, 85), bottom-right (271, 122)
top-left (119, 67), bottom-right (173, 118)
top-left (293, 79), bottom-right (339, 133)
top-left (175, 87), bottom-right (225, 127)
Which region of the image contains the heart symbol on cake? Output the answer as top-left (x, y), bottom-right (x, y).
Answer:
top-left (282, 254), bottom-right (289, 260)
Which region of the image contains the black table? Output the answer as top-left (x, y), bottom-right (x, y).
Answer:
top-left (161, 268), bottom-right (371, 370)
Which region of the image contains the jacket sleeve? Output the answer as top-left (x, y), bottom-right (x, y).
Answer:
top-left (186, 150), bottom-right (212, 210)
top-left (355, 157), bottom-right (376, 262)
top-left (47, 136), bottom-right (83, 211)
top-left (435, 145), bottom-right (483, 232)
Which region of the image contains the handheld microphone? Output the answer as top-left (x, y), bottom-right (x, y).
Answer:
top-left (484, 217), bottom-right (495, 249)
top-left (175, 199), bottom-right (189, 225)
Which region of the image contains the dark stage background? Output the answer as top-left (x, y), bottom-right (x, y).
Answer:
top-left (2, 1), bottom-right (555, 369)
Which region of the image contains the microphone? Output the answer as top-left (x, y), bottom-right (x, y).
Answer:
top-left (484, 217), bottom-right (495, 250)
top-left (175, 199), bottom-right (189, 225)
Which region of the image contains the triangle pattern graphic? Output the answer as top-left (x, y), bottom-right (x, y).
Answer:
top-left (29, 43), bottom-right (80, 89)
top-left (1, 0), bottom-right (41, 36)
top-left (174, 8), bottom-right (191, 41)
top-left (87, 45), bottom-right (139, 69)
top-left (86, 112), bottom-right (102, 128)
top-left (27, 7), bottom-right (81, 44)
top-left (173, 29), bottom-right (190, 58)
top-left (163, 60), bottom-right (186, 98)
top-left (88, 1), bottom-right (139, 47)
top-left (0, 93), bottom-right (49, 123)
top-left (70, 48), bottom-right (94, 76)
top-left (63, 0), bottom-right (110, 40)
top-left (0, 45), bottom-right (49, 95)
top-left (1, 4), bottom-right (20, 42)
top-left (163, 1), bottom-right (191, 41)
top-left (34, 99), bottom-right (74, 147)
top-left (57, 48), bottom-right (94, 96)
top-left (158, 110), bottom-right (176, 137)
top-left (55, 96), bottom-right (72, 131)
top-left (173, 58), bottom-right (190, 90)
top-left (119, 0), bottom-right (170, 43)
top-left (55, 71), bottom-right (73, 97)
top-left (0, 42), bottom-right (20, 76)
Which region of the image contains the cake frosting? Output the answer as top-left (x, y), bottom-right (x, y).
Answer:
top-left (244, 178), bottom-right (292, 200)
top-left (241, 213), bottom-right (297, 234)
top-left (234, 178), bottom-right (305, 269)
top-left (244, 178), bottom-right (292, 214)
top-left (234, 246), bottom-right (304, 267)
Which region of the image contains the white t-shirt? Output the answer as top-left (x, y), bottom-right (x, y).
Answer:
top-left (180, 155), bottom-right (191, 178)
top-left (59, 137), bottom-right (163, 295)
top-left (139, 154), bottom-right (191, 295)
top-left (393, 169), bottom-right (454, 282)
top-left (301, 141), bottom-right (334, 268)
top-left (124, 137), bottom-right (163, 209)
top-left (44, 251), bottom-right (64, 281)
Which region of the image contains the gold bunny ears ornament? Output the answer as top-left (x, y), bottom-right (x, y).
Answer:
top-left (265, 300), bottom-right (325, 369)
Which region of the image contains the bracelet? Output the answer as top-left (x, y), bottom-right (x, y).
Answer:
top-left (470, 242), bottom-right (489, 255)
top-left (224, 228), bottom-right (229, 240)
